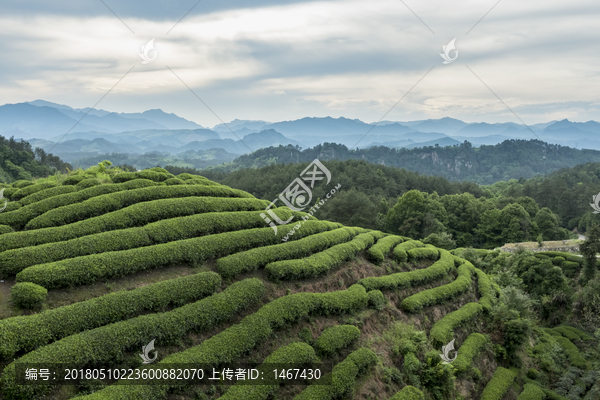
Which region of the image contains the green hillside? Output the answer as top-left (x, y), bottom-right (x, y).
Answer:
top-left (0, 166), bottom-right (598, 400)
top-left (0, 135), bottom-right (71, 183)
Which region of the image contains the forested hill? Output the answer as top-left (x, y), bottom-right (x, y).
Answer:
top-left (202, 139), bottom-right (600, 185)
top-left (0, 135), bottom-right (71, 182)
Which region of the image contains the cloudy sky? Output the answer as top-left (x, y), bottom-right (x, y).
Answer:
top-left (0, 0), bottom-right (598, 127)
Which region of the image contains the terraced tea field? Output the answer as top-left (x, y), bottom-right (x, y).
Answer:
top-left (0, 169), bottom-right (597, 400)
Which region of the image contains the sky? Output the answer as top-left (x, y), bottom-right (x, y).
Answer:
top-left (0, 0), bottom-right (598, 128)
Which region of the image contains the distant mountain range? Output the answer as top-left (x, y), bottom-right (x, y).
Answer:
top-left (2, 99), bottom-right (600, 170)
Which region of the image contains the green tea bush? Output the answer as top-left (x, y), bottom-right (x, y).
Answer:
top-left (430, 302), bottom-right (483, 347)
top-left (0, 225), bottom-right (12, 235)
top-left (316, 325), bottom-right (360, 355)
top-left (76, 178), bottom-right (101, 189)
top-left (265, 232), bottom-right (377, 280)
top-left (164, 177), bottom-right (185, 185)
top-left (517, 383), bottom-right (546, 400)
top-left (561, 261), bottom-right (580, 278)
top-left (552, 257), bottom-right (566, 267)
top-left (11, 182), bottom-right (57, 200)
top-left (407, 247), bottom-right (439, 261)
top-left (400, 263), bottom-right (473, 312)
top-left (0, 179), bottom-right (159, 232)
top-left (554, 366), bottom-right (583, 397)
top-left (367, 235), bottom-right (404, 264)
top-left (367, 290), bottom-right (386, 310)
top-left (112, 170), bottom-right (174, 183)
top-left (554, 337), bottom-right (587, 369)
top-left (12, 180), bottom-right (35, 189)
top-left (359, 249), bottom-right (455, 291)
top-left (553, 326), bottom-right (580, 341)
top-left (1, 186), bottom-right (19, 199)
top-left (219, 342), bottom-right (318, 400)
top-left (62, 175), bottom-right (86, 185)
top-left (176, 173), bottom-right (199, 180)
top-left (558, 325), bottom-right (593, 341)
top-left (473, 267), bottom-right (496, 311)
top-left (19, 186), bottom-right (77, 206)
top-left (453, 333), bottom-right (488, 373)
top-left (538, 252), bottom-right (584, 265)
top-left (74, 285), bottom-right (368, 400)
top-left (294, 348), bottom-right (378, 400)
top-left (26, 184), bottom-right (255, 229)
top-left (0, 272), bottom-right (220, 359)
top-left (16, 221), bottom-right (340, 288)
top-left (11, 282), bottom-right (47, 309)
top-left (392, 240), bottom-right (425, 263)
top-left (1, 278), bottom-right (265, 399)
top-left (390, 386), bottom-right (425, 400)
top-left (217, 226), bottom-right (355, 278)
top-left (480, 367), bottom-right (518, 400)
top-left (1, 207), bottom-right (310, 276)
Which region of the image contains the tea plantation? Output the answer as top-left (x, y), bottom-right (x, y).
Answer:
top-left (0, 168), bottom-right (598, 400)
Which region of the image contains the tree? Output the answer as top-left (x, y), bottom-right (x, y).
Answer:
top-left (579, 224), bottom-right (600, 283)
top-left (534, 207), bottom-right (561, 240)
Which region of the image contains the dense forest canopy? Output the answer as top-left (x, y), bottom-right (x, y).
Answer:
top-left (187, 159), bottom-right (600, 248)
top-left (199, 139), bottom-right (600, 185)
top-left (0, 135), bottom-right (71, 183)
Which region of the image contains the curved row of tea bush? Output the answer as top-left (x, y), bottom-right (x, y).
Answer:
top-left (480, 367), bottom-right (518, 400)
top-left (16, 221), bottom-right (340, 289)
top-left (392, 240), bottom-right (425, 263)
top-left (77, 285), bottom-right (369, 399)
top-left (453, 332), bottom-right (488, 373)
top-left (0, 272), bottom-right (221, 359)
top-left (400, 263), bottom-right (473, 312)
top-left (390, 386), bottom-right (425, 400)
top-left (537, 251), bottom-right (584, 265)
top-left (554, 336), bottom-right (587, 369)
top-left (19, 185), bottom-right (77, 206)
top-left (0, 179), bottom-right (159, 233)
top-left (473, 266), bottom-right (496, 311)
top-left (1, 208), bottom-right (312, 276)
top-left (0, 225), bottom-right (12, 235)
top-left (555, 326), bottom-right (594, 341)
top-left (219, 342), bottom-right (318, 400)
top-left (216, 227), bottom-right (358, 279)
top-left (407, 247), bottom-right (440, 261)
top-left (553, 326), bottom-right (581, 342)
top-left (517, 383), bottom-right (546, 400)
top-left (265, 232), bottom-right (378, 280)
top-left (358, 249), bottom-right (455, 291)
top-left (1, 278), bottom-right (265, 399)
top-left (26, 184), bottom-right (256, 229)
top-left (429, 302), bottom-right (483, 347)
top-left (10, 182), bottom-right (57, 200)
top-left (315, 325), bottom-right (361, 356)
top-left (111, 170), bottom-right (174, 183)
top-left (1, 196), bottom-right (271, 255)
top-left (294, 347), bottom-right (378, 400)
top-left (366, 235), bottom-right (403, 264)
